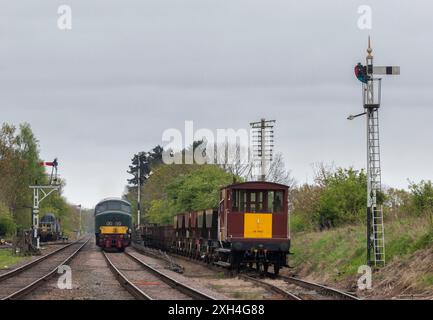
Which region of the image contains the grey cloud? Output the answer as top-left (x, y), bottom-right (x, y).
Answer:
top-left (1, 0), bottom-right (432, 207)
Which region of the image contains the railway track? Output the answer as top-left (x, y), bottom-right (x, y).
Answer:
top-left (277, 275), bottom-right (360, 300)
top-left (0, 237), bottom-right (91, 300)
top-left (238, 274), bottom-right (302, 300)
top-left (40, 239), bottom-right (70, 246)
top-left (103, 249), bottom-right (216, 300)
top-left (132, 242), bottom-right (239, 277)
top-left (132, 243), bottom-right (360, 300)
top-left (240, 274), bottom-right (360, 300)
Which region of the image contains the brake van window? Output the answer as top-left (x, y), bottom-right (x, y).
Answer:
top-left (274, 191), bottom-right (284, 213)
top-left (231, 190), bottom-right (247, 212)
top-left (250, 191), bottom-right (263, 212)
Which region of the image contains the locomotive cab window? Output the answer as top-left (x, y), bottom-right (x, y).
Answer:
top-left (96, 201), bottom-right (131, 213)
top-left (107, 201), bottom-right (121, 210)
top-left (95, 203), bottom-right (106, 213)
top-left (121, 204), bottom-right (131, 213)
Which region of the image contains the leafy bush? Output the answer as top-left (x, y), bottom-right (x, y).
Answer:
top-left (166, 165), bottom-right (236, 212)
top-left (316, 168), bottom-right (367, 227)
top-left (290, 184), bottom-right (321, 231)
top-left (147, 199), bottom-right (177, 225)
top-left (145, 165), bottom-right (238, 224)
top-left (0, 203), bottom-right (16, 237)
top-left (290, 213), bottom-right (312, 233)
top-left (409, 180), bottom-right (433, 228)
top-left (290, 166), bottom-right (367, 230)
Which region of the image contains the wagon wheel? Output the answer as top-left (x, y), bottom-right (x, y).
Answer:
top-left (273, 264), bottom-right (280, 276)
top-left (263, 263), bottom-right (269, 275)
top-left (230, 252), bottom-right (242, 273)
top-left (256, 261), bottom-right (265, 275)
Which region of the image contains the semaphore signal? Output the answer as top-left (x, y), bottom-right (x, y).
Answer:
top-left (29, 158), bottom-right (61, 251)
top-left (348, 37), bottom-right (400, 267)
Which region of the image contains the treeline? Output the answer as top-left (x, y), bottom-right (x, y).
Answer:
top-left (125, 154), bottom-right (237, 225)
top-left (124, 144), bottom-right (433, 232)
top-left (291, 164), bottom-right (433, 232)
top-left (0, 123), bottom-right (79, 238)
top-left (124, 143), bottom-right (293, 225)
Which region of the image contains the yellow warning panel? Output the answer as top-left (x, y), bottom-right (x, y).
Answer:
top-left (244, 213), bottom-right (272, 239)
top-left (100, 226), bottom-right (128, 234)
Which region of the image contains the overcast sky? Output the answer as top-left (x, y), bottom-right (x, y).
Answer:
top-left (1, 0), bottom-right (432, 208)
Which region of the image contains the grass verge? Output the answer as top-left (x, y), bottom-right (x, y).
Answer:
top-left (290, 215), bottom-right (433, 283)
top-left (0, 250), bottom-right (24, 269)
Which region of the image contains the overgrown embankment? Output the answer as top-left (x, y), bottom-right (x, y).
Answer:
top-left (289, 216), bottom-right (433, 299)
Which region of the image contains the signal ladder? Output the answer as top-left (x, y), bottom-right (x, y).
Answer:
top-left (367, 107), bottom-right (385, 267)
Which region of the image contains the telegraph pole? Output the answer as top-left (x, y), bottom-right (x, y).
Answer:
top-left (77, 204), bottom-right (82, 238)
top-left (136, 151), bottom-right (148, 228)
top-left (348, 37), bottom-right (400, 267)
top-left (250, 119), bottom-right (275, 181)
top-left (137, 161), bottom-right (141, 227)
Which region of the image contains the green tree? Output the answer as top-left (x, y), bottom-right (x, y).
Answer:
top-left (137, 164), bottom-right (238, 225)
top-left (384, 187), bottom-right (412, 219)
top-left (127, 146), bottom-right (163, 186)
top-left (316, 167), bottom-right (367, 228)
top-left (0, 202), bottom-right (16, 237)
top-left (409, 180), bottom-right (433, 228)
top-left (147, 199), bottom-right (177, 225)
top-left (0, 124), bottom-right (22, 212)
top-left (13, 123), bottom-right (47, 227)
top-left (166, 165), bottom-right (236, 213)
top-left (290, 184), bottom-right (322, 232)
top-left (125, 163), bottom-right (198, 224)
top-left (0, 122), bottom-right (80, 237)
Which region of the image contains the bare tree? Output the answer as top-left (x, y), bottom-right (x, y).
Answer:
top-left (209, 142), bottom-right (295, 187)
top-left (312, 162), bottom-right (335, 188)
top-left (215, 141), bottom-right (253, 179)
top-left (265, 153), bottom-right (296, 187)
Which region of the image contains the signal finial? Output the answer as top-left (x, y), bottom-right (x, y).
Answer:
top-left (367, 36), bottom-right (373, 59)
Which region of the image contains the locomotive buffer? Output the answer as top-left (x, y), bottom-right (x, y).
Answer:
top-left (348, 37), bottom-right (400, 267)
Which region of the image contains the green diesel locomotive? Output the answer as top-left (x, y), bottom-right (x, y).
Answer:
top-left (94, 198), bottom-right (132, 251)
